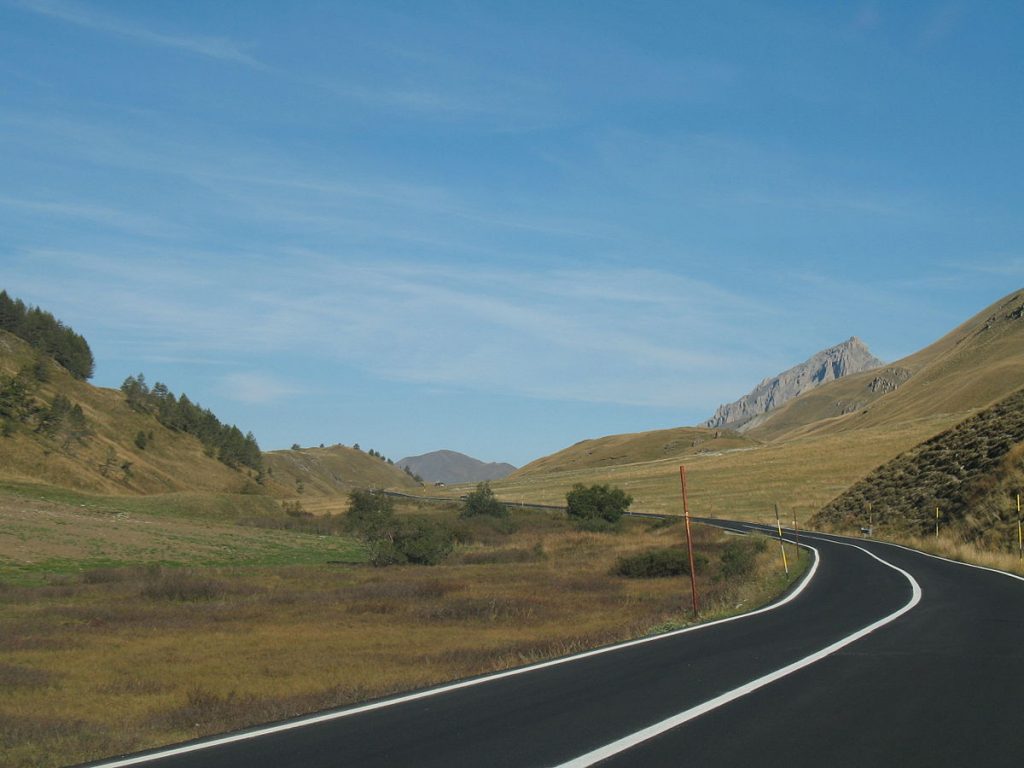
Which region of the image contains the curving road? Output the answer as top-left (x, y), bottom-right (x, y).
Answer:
top-left (83, 523), bottom-right (1024, 768)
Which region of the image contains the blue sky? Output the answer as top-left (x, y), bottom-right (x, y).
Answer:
top-left (2, 1), bottom-right (1022, 466)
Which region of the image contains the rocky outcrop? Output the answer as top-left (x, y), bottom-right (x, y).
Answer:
top-left (867, 367), bottom-right (913, 394)
top-left (704, 337), bottom-right (884, 431)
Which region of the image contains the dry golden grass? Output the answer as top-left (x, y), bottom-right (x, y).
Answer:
top-left (0, 331), bottom-right (258, 496)
top-left (812, 524), bottom-right (1024, 578)
top-left (0, 332), bottom-right (417, 502)
top-left (497, 289), bottom-right (1024, 528)
top-left (515, 426), bottom-right (758, 476)
top-left (0, 489), bottom-right (364, 580)
top-left (899, 533), bottom-right (1024, 576)
top-left (262, 445), bottom-right (419, 503)
top-left (0, 496), bottom-right (803, 768)
top-left (747, 289), bottom-right (1024, 443)
top-left (493, 418), bottom-right (954, 525)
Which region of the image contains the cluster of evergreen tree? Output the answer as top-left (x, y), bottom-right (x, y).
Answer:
top-left (0, 363), bottom-right (91, 448)
top-left (0, 290), bottom-right (95, 380)
top-left (366, 448), bottom-right (394, 464)
top-left (120, 373), bottom-right (261, 471)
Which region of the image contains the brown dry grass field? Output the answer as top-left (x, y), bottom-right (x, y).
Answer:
top-left (0, 488), bottom-right (805, 768)
top-left (493, 416), bottom-right (960, 524)
top-left (894, 532), bottom-right (1024, 575)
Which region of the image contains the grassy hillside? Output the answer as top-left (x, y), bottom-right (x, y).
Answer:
top-left (1, 328), bottom-right (424, 511)
top-left (813, 387), bottom-right (1024, 547)
top-left (495, 289), bottom-right (1024, 526)
top-left (514, 426), bottom-right (758, 477)
top-left (0, 331), bottom-right (257, 496)
top-left (747, 288), bottom-right (1024, 442)
top-left (495, 419), bottom-right (947, 523)
top-left (263, 445), bottom-right (420, 513)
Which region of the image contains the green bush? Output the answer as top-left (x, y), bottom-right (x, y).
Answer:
top-left (391, 516), bottom-right (455, 566)
top-left (460, 482), bottom-right (509, 518)
top-left (574, 516), bottom-right (622, 533)
top-left (344, 489), bottom-right (396, 539)
top-left (718, 537), bottom-right (766, 580)
top-left (566, 483), bottom-right (632, 525)
top-left (613, 548), bottom-right (707, 578)
top-left (344, 490), bottom-right (453, 566)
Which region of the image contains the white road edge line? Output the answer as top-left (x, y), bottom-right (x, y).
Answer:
top-left (89, 534), bottom-right (820, 767)
top-left (551, 541), bottom-right (922, 768)
top-left (752, 519), bottom-right (1024, 583)
top-left (849, 535), bottom-right (1024, 583)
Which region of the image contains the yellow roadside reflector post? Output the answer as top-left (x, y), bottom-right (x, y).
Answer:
top-left (774, 502), bottom-right (789, 576)
top-left (792, 510), bottom-right (800, 559)
top-left (1017, 494), bottom-right (1021, 562)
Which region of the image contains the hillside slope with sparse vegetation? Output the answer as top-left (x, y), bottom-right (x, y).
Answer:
top-left (747, 288), bottom-right (1024, 443)
top-left (499, 289), bottom-right (1024, 524)
top-left (0, 290), bottom-right (430, 504)
top-left (813, 387), bottom-right (1024, 547)
top-left (263, 444), bottom-right (420, 512)
top-left (1, 329), bottom-right (255, 495)
top-left (513, 426), bottom-right (757, 478)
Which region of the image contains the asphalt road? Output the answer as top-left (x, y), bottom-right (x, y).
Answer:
top-left (84, 523), bottom-right (1024, 768)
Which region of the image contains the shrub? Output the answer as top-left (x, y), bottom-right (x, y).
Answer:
top-left (345, 490), bottom-right (396, 540)
top-left (614, 548), bottom-right (707, 578)
top-left (140, 568), bottom-right (225, 601)
top-left (345, 490), bottom-right (453, 566)
top-left (566, 483), bottom-right (632, 525)
top-left (283, 500), bottom-right (311, 518)
top-left (718, 537), bottom-right (766, 580)
top-left (574, 516), bottom-right (622, 533)
top-left (391, 516), bottom-right (455, 566)
top-left (460, 482), bottom-right (509, 518)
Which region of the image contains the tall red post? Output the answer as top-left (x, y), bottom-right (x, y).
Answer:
top-left (679, 465), bottom-right (700, 616)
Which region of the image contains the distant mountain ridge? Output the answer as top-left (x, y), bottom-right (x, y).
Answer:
top-left (704, 337), bottom-right (884, 431)
top-left (398, 450), bottom-right (516, 485)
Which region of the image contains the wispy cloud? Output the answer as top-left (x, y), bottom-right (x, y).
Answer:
top-left (0, 196), bottom-right (176, 236)
top-left (12, 248), bottom-right (780, 409)
top-left (221, 372), bottom-right (306, 405)
top-left (13, 0), bottom-right (263, 67)
top-left (1, 111), bottom-right (617, 260)
top-left (948, 256), bottom-right (1024, 277)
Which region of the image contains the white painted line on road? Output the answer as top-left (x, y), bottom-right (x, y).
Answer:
top-left (766, 524), bottom-right (1024, 583)
top-left (87, 539), bottom-right (821, 767)
top-left (864, 538), bottom-right (1024, 582)
top-left (551, 542), bottom-right (922, 768)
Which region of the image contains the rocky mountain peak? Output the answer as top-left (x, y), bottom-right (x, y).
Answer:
top-left (704, 338), bottom-right (884, 431)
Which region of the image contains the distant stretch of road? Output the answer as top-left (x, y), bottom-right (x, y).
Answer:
top-left (83, 522), bottom-right (1024, 768)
